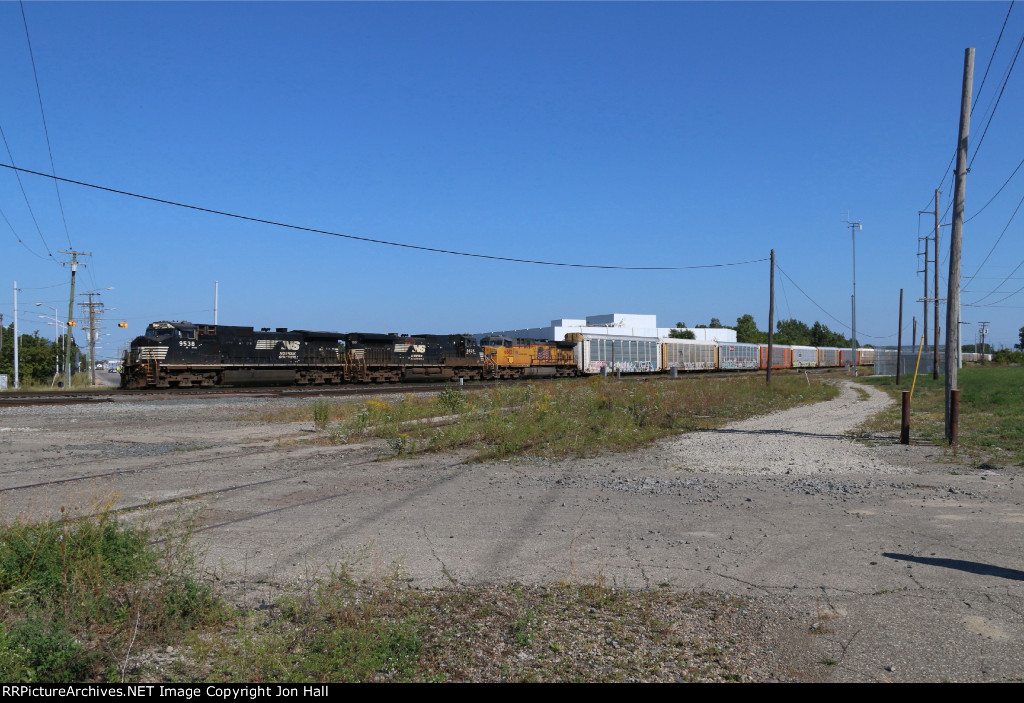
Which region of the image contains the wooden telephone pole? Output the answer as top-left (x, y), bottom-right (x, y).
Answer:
top-left (945, 47), bottom-right (973, 441)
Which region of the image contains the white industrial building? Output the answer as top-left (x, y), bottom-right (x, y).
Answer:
top-left (475, 313), bottom-right (737, 344)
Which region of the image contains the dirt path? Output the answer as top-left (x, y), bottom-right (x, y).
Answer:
top-left (1, 381), bottom-right (1021, 681)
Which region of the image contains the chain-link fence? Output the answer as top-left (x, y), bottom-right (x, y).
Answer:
top-left (873, 347), bottom-right (946, 377)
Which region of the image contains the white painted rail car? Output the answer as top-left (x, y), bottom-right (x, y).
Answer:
top-left (573, 334), bottom-right (661, 374)
top-left (791, 345), bottom-right (818, 368)
top-left (717, 342), bottom-right (760, 370)
top-left (818, 347), bottom-right (842, 367)
top-left (857, 348), bottom-right (875, 366)
top-left (661, 338), bottom-right (717, 371)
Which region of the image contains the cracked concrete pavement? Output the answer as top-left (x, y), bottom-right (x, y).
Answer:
top-left (1, 380), bottom-right (1021, 681)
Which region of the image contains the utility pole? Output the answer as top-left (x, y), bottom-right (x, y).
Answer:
top-left (918, 195), bottom-right (938, 355)
top-left (978, 321), bottom-right (989, 356)
top-left (214, 281), bottom-right (219, 325)
top-left (897, 289), bottom-right (904, 385)
top-left (946, 47), bottom-right (974, 441)
top-left (933, 190), bottom-right (941, 380)
top-left (79, 288), bottom-right (112, 386)
top-left (842, 215), bottom-right (862, 376)
top-left (767, 249), bottom-right (775, 385)
top-left (12, 282), bottom-right (19, 389)
top-left (59, 250), bottom-right (91, 388)
top-left (922, 233), bottom-right (928, 346)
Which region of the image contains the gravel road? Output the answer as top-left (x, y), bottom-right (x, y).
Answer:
top-left (1, 380), bottom-right (1021, 682)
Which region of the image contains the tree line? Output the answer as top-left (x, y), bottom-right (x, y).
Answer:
top-left (0, 323), bottom-right (87, 385)
top-left (669, 315), bottom-right (854, 347)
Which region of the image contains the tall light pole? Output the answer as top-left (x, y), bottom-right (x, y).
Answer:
top-left (842, 214), bottom-right (862, 376)
top-left (35, 303), bottom-right (62, 378)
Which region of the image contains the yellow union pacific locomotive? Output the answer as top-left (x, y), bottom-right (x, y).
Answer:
top-left (478, 335), bottom-right (578, 379)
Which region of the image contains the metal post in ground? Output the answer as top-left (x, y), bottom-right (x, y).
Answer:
top-left (900, 391), bottom-right (910, 445)
top-left (950, 389), bottom-right (960, 448)
top-left (897, 289), bottom-right (904, 386)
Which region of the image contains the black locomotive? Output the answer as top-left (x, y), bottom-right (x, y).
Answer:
top-left (120, 321), bottom-right (489, 389)
top-left (344, 332), bottom-right (487, 383)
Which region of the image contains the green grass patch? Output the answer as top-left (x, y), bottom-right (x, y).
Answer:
top-left (298, 376), bottom-right (838, 461)
top-left (0, 511), bottom-right (224, 682)
top-left (858, 366), bottom-right (1024, 466)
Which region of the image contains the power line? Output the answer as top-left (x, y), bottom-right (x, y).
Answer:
top-left (0, 126), bottom-right (54, 259)
top-left (967, 263), bottom-right (1024, 306)
top-left (968, 27), bottom-right (1024, 170)
top-left (0, 162), bottom-right (768, 271)
top-left (774, 263), bottom-right (890, 339)
top-left (0, 202), bottom-right (49, 260)
top-left (962, 187), bottom-right (1024, 291)
top-left (19, 0), bottom-right (73, 251)
top-left (925, 1), bottom-right (1015, 209)
top-left (965, 152), bottom-right (1024, 223)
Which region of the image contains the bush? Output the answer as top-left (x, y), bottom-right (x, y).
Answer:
top-left (0, 511), bottom-right (223, 682)
top-left (312, 399), bottom-right (331, 431)
top-left (993, 349), bottom-right (1024, 365)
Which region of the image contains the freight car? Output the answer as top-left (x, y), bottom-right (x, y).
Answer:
top-left (661, 339), bottom-right (717, 371)
top-left (120, 321), bottom-right (344, 389)
top-left (344, 332), bottom-right (488, 382)
top-left (479, 336), bottom-right (578, 379)
top-left (571, 333), bottom-right (660, 374)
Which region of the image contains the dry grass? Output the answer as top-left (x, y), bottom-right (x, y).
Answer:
top-left (168, 572), bottom-right (775, 683)
top-left (264, 376), bottom-right (839, 461)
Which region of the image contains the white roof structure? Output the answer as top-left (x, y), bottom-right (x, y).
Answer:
top-left (476, 313), bottom-right (737, 344)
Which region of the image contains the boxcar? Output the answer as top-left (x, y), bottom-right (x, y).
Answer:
top-left (717, 342), bottom-right (760, 370)
top-left (791, 345), bottom-right (818, 368)
top-left (661, 338), bottom-right (717, 371)
top-left (574, 334), bottom-right (660, 374)
top-left (817, 347), bottom-right (842, 367)
top-left (759, 344), bottom-right (793, 370)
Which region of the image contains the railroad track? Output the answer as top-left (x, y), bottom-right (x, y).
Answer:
top-left (0, 367), bottom-right (852, 408)
top-left (0, 381), bottom-right (506, 407)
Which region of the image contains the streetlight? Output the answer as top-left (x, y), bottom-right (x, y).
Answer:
top-left (843, 215), bottom-right (862, 376)
top-left (35, 303), bottom-right (63, 380)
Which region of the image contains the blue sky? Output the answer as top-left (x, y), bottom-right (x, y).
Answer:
top-left (2, 1), bottom-right (1024, 357)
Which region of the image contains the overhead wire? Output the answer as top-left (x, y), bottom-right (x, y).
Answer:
top-left (773, 263), bottom-right (890, 339)
top-left (17, 1), bottom-right (98, 290)
top-left (963, 188), bottom-right (1024, 292)
top-left (0, 126), bottom-right (54, 259)
top-left (0, 163), bottom-right (768, 271)
top-left (967, 255), bottom-right (1024, 305)
top-left (964, 152), bottom-right (1024, 223)
top-left (967, 25), bottom-right (1024, 171)
top-left (19, 0), bottom-right (73, 252)
top-left (923, 1), bottom-right (1014, 211)
top-left (0, 202), bottom-right (49, 260)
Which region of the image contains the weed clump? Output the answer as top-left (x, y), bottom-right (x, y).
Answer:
top-left (0, 511), bottom-right (222, 682)
top-left (311, 399), bottom-right (331, 431)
